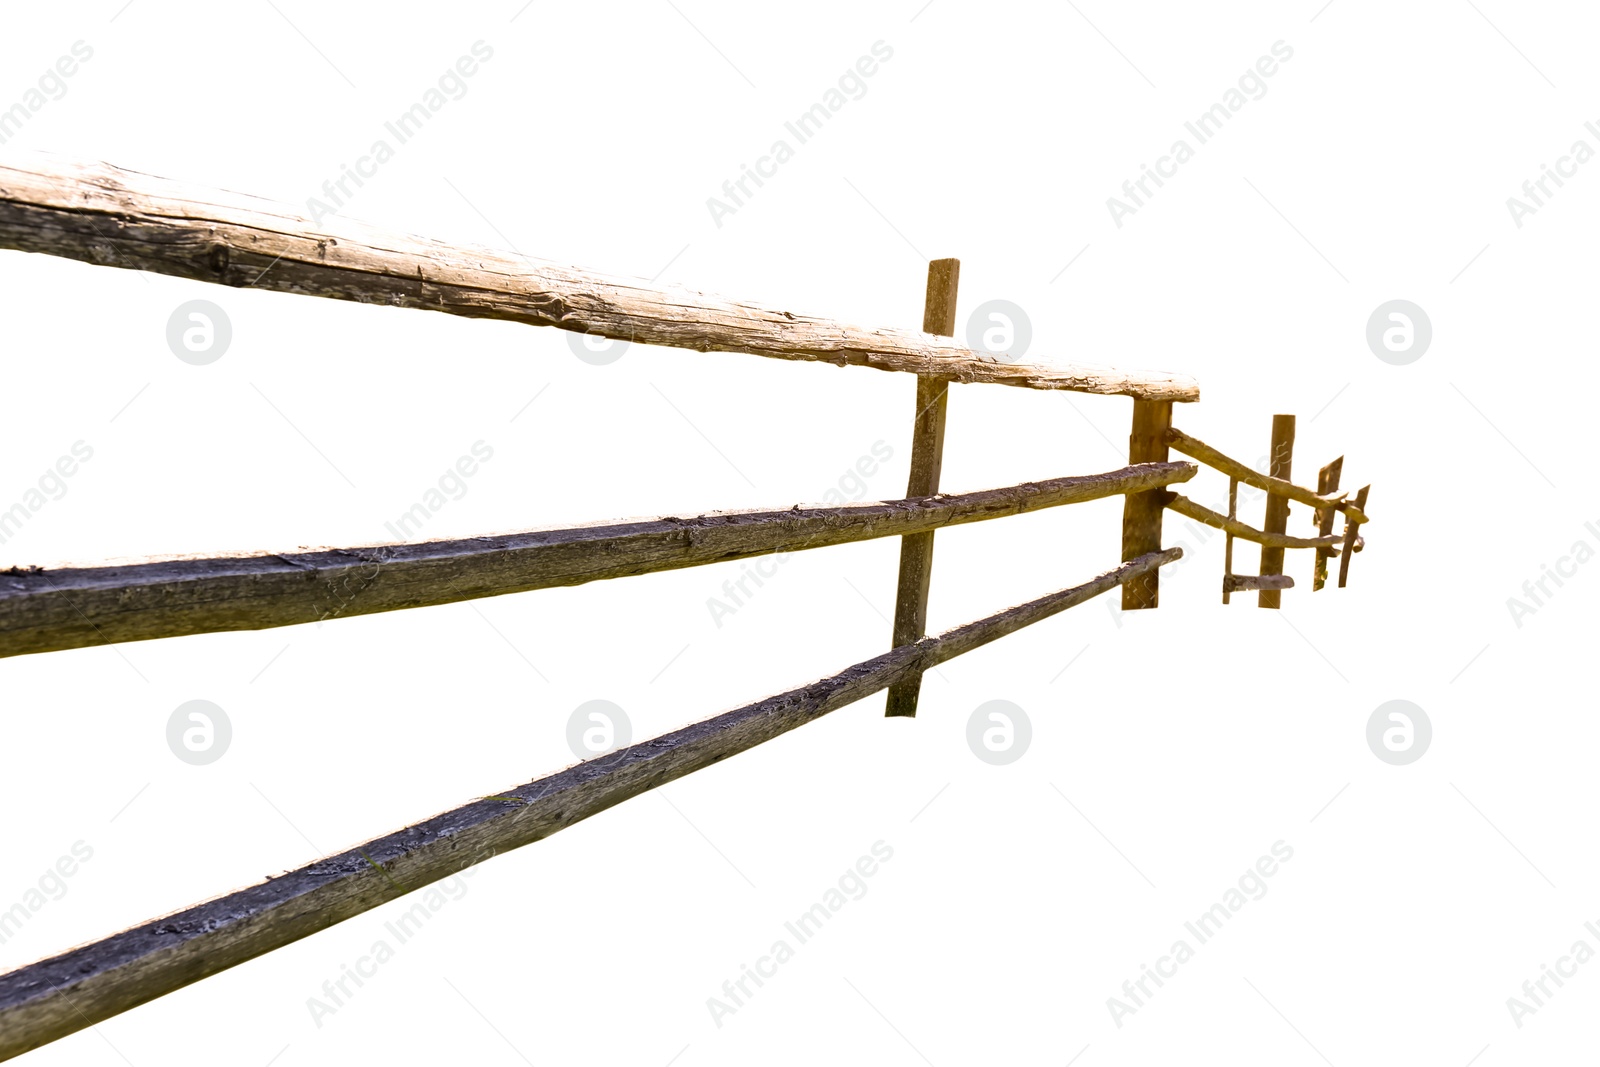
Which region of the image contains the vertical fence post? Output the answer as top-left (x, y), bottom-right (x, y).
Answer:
top-left (885, 257), bottom-right (960, 718)
top-left (1338, 484), bottom-right (1370, 588)
top-left (1312, 456), bottom-right (1344, 591)
top-left (1257, 413), bottom-right (1296, 609)
top-left (1120, 399), bottom-right (1172, 609)
top-left (1222, 476), bottom-right (1238, 604)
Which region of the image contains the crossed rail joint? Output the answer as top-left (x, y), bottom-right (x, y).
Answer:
top-left (1151, 419), bottom-right (1373, 607)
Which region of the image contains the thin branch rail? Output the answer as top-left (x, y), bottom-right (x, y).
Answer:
top-left (0, 548), bottom-right (1181, 1061)
top-left (0, 461), bottom-right (1194, 659)
top-left (0, 156), bottom-right (1200, 401)
top-left (1165, 427), bottom-right (1368, 523)
top-left (1165, 492), bottom-right (1362, 550)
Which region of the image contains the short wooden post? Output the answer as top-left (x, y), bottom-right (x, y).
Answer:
top-left (1222, 476), bottom-right (1238, 604)
top-left (1120, 400), bottom-right (1172, 609)
top-left (1338, 484), bottom-right (1370, 588)
top-left (1312, 456), bottom-right (1344, 591)
top-left (1257, 414), bottom-right (1295, 609)
top-left (885, 258), bottom-right (960, 718)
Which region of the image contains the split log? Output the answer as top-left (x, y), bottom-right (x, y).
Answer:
top-left (0, 548), bottom-right (1181, 1060)
top-left (1225, 574), bottom-right (1295, 592)
top-left (0, 462), bottom-right (1196, 659)
top-left (0, 156), bottom-right (1200, 402)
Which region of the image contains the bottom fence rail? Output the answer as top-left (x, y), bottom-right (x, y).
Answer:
top-left (0, 548), bottom-right (1180, 1059)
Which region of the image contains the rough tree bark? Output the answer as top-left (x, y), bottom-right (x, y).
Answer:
top-left (0, 156), bottom-right (1201, 401)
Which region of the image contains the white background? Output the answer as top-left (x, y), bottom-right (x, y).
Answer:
top-left (1, 1), bottom-right (1595, 1064)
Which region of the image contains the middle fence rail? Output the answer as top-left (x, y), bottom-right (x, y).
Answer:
top-left (0, 153), bottom-right (1375, 1060)
top-left (0, 462), bottom-right (1195, 658)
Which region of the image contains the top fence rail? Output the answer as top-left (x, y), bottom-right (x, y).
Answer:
top-left (0, 155), bottom-right (1200, 402)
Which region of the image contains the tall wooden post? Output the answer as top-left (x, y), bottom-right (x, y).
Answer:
top-left (1257, 414), bottom-right (1296, 608)
top-left (885, 258), bottom-right (960, 718)
top-left (1120, 399), bottom-right (1172, 609)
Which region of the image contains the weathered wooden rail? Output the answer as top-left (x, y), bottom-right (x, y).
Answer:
top-left (0, 549), bottom-right (1177, 1061)
top-left (0, 157), bottom-right (1199, 400)
top-left (0, 155), bottom-right (1374, 1059)
top-left (0, 462), bottom-right (1193, 659)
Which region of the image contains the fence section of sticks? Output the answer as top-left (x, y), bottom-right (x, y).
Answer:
top-left (0, 155), bottom-right (1373, 1060)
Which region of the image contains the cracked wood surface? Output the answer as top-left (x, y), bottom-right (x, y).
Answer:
top-left (0, 155), bottom-right (1200, 400)
top-left (0, 548), bottom-right (1181, 1061)
top-left (0, 462), bottom-right (1195, 658)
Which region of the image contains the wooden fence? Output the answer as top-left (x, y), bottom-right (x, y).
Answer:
top-left (0, 156), bottom-right (1371, 1060)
